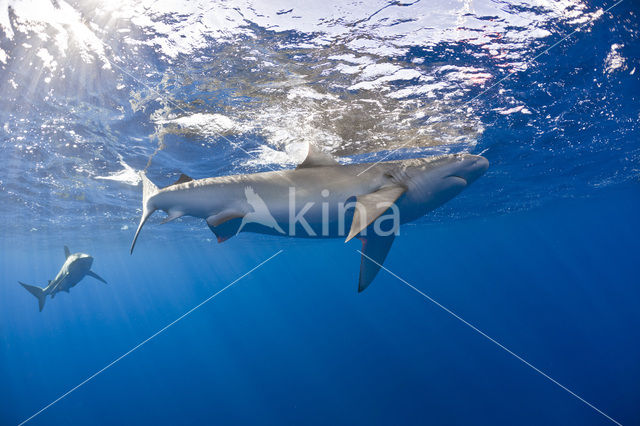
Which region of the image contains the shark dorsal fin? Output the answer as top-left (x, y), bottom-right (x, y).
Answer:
top-left (165, 173), bottom-right (194, 188)
top-left (64, 246), bottom-right (71, 259)
top-left (296, 144), bottom-right (339, 169)
top-left (345, 185), bottom-right (406, 242)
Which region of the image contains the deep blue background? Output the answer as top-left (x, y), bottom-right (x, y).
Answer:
top-left (1, 0), bottom-right (639, 425)
top-left (2, 186), bottom-right (638, 425)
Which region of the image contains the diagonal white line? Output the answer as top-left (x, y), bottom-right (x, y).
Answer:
top-left (357, 249), bottom-right (623, 426)
top-left (466, 0), bottom-right (625, 106)
top-left (355, 0), bottom-right (625, 177)
top-left (18, 250), bottom-right (284, 426)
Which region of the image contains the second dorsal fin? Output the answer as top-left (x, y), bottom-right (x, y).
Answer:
top-left (166, 173), bottom-right (194, 188)
top-left (296, 144), bottom-right (340, 169)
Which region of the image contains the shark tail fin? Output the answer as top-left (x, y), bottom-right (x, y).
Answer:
top-left (19, 282), bottom-right (46, 312)
top-left (131, 171), bottom-right (159, 254)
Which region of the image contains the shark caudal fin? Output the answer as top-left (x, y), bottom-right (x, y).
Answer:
top-left (130, 171), bottom-right (159, 254)
top-left (19, 282), bottom-right (46, 312)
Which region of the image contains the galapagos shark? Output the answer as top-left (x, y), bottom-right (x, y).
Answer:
top-left (19, 246), bottom-right (107, 311)
top-left (131, 146), bottom-right (488, 291)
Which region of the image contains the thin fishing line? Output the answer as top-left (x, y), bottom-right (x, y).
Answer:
top-left (356, 0), bottom-right (625, 176)
top-left (18, 250), bottom-right (284, 426)
top-left (357, 249), bottom-right (623, 426)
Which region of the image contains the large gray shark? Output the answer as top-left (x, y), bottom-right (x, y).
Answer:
top-left (131, 146), bottom-right (488, 291)
top-left (19, 246), bottom-right (107, 311)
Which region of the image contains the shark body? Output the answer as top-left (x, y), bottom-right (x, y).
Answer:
top-left (19, 246), bottom-right (107, 311)
top-left (131, 146), bottom-right (488, 291)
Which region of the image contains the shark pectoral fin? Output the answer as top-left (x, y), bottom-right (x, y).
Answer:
top-left (358, 233), bottom-right (396, 292)
top-left (161, 210), bottom-right (184, 224)
top-left (346, 185), bottom-right (406, 242)
top-left (296, 143), bottom-right (340, 169)
top-left (64, 246), bottom-right (71, 259)
top-left (87, 270), bottom-right (107, 284)
top-left (206, 211), bottom-right (245, 243)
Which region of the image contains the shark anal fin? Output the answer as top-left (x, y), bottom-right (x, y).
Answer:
top-left (64, 246), bottom-right (71, 259)
top-left (296, 143), bottom-right (340, 169)
top-left (161, 210), bottom-right (184, 224)
top-left (87, 270), bottom-right (107, 284)
top-left (358, 233), bottom-right (396, 292)
top-left (207, 217), bottom-right (243, 243)
top-left (346, 185), bottom-right (405, 242)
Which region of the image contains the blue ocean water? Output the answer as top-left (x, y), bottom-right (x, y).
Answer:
top-left (1, 0), bottom-right (639, 425)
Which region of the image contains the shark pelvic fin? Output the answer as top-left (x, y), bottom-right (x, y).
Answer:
top-left (206, 214), bottom-right (244, 243)
top-left (346, 185), bottom-right (406, 242)
top-left (64, 246), bottom-right (71, 259)
top-left (87, 270), bottom-right (107, 284)
top-left (131, 171), bottom-right (160, 254)
top-left (206, 210), bottom-right (245, 227)
top-left (166, 173), bottom-right (193, 188)
top-left (357, 233), bottom-right (396, 292)
top-left (296, 143), bottom-right (340, 169)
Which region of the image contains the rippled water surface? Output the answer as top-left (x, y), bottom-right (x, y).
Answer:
top-left (1, 0), bottom-right (637, 237)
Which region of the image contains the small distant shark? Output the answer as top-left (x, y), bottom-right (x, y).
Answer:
top-left (19, 246), bottom-right (107, 311)
top-left (131, 145), bottom-right (488, 291)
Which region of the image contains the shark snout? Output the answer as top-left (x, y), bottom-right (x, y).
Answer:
top-left (76, 254), bottom-right (94, 268)
top-left (462, 154), bottom-right (489, 183)
top-left (445, 154), bottom-right (489, 185)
